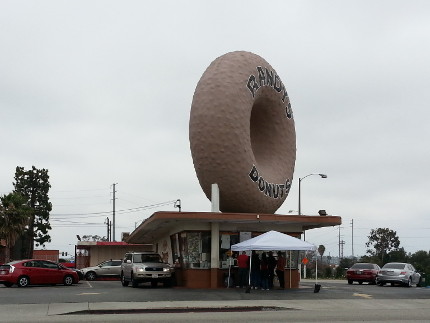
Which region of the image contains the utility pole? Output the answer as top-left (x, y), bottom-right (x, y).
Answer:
top-left (351, 219), bottom-right (354, 258)
top-left (105, 217), bottom-right (111, 242)
top-left (112, 183), bottom-right (117, 242)
top-left (338, 225), bottom-right (344, 259)
top-left (340, 240), bottom-right (345, 258)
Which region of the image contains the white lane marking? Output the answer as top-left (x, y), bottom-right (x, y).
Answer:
top-left (353, 293), bottom-right (373, 299)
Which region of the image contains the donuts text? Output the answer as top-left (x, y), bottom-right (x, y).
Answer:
top-left (249, 165), bottom-right (292, 199)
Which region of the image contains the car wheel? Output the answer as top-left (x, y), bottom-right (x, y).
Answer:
top-left (417, 277), bottom-right (422, 287)
top-left (17, 276), bottom-right (30, 287)
top-left (151, 281), bottom-right (158, 288)
top-left (131, 273), bottom-right (138, 288)
top-left (121, 273), bottom-right (129, 287)
top-left (64, 275), bottom-right (74, 286)
top-left (378, 282), bottom-right (385, 286)
top-left (85, 271), bottom-right (97, 281)
top-left (347, 280), bottom-right (353, 285)
top-left (3, 282), bottom-right (13, 288)
top-left (406, 278), bottom-right (412, 287)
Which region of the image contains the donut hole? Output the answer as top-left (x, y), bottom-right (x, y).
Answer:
top-left (250, 96), bottom-right (284, 176)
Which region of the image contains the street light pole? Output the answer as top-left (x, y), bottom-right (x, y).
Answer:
top-left (298, 173), bottom-right (327, 279)
top-left (298, 173), bottom-right (327, 216)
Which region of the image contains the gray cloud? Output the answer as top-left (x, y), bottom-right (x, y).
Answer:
top-left (1, 0), bottom-right (429, 257)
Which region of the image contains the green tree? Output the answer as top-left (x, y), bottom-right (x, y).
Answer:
top-left (335, 258), bottom-right (354, 278)
top-left (386, 247), bottom-right (408, 263)
top-left (359, 254), bottom-right (381, 266)
top-left (0, 192), bottom-right (31, 262)
top-left (13, 166), bottom-right (52, 258)
top-left (365, 228), bottom-right (400, 263)
top-left (318, 244), bottom-right (326, 263)
top-left (409, 250), bottom-right (430, 274)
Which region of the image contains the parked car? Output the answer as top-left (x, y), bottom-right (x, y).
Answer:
top-left (61, 262), bottom-right (84, 280)
top-left (346, 263), bottom-right (380, 285)
top-left (120, 252), bottom-right (174, 288)
top-left (377, 262), bottom-right (421, 287)
top-left (72, 268), bottom-right (84, 280)
top-left (0, 259), bottom-right (80, 287)
top-left (81, 259), bottom-right (122, 281)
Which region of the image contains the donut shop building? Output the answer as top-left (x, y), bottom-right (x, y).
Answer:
top-left (125, 211), bottom-right (341, 289)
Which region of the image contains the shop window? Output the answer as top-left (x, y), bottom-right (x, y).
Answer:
top-left (219, 232), bottom-right (239, 268)
top-left (173, 231), bottom-right (211, 269)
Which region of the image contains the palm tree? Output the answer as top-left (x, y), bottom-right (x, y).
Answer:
top-left (0, 193), bottom-right (31, 263)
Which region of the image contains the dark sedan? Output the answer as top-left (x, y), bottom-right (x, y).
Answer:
top-left (0, 259), bottom-right (80, 287)
top-left (346, 263), bottom-right (380, 285)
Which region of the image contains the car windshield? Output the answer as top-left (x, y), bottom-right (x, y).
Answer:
top-left (383, 263), bottom-right (406, 270)
top-left (351, 263), bottom-right (374, 269)
top-left (132, 254), bottom-right (163, 263)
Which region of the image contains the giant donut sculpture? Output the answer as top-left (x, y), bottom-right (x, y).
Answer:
top-left (189, 51), bottom-right (296, 214)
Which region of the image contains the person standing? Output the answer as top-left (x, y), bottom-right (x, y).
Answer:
top-left (250, 251), bottom-right (261, 289)
top-left (276, 251), bottom-right (286, 289)
top-left (260, 252), bottom-right (269, 290)
top-left (267, 251), bottom-right (277, 289)
top-left (236, 251), bottom-right (249, 288)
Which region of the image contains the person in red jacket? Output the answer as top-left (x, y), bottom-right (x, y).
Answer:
top-left (237, 251), bottom-right (249, 288)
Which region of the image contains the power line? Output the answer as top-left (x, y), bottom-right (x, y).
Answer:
top-left (51, 200), bottom-right (178, 217)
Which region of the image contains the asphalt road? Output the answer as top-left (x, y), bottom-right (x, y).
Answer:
top-left (1, 278), bottom-right (429, 304)
top-left (1, 279), bottom-right (430, 322)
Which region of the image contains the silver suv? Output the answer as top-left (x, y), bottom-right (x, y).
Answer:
top-left (120, 252), bottom-right (174, 288)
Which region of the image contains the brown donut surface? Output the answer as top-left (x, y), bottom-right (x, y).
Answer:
top-left (189, 51), bottom-right (296, 214)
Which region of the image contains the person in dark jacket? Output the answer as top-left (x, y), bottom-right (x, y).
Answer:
top-left (267, 251), bottom-right (277, 289)
top-left (260, 252), bottom-right (269, 290)
top-left (276, 251), bottom-right (286, 289)
top-left (250, 251), bottom-right (261, 289)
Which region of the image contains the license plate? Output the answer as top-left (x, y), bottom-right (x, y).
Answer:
top-left (0, 271), bottom-right (6, 275)
top-left (355, 271), bottom-right (362, 274)
top-left (152, 274), bottom-right (158, 278)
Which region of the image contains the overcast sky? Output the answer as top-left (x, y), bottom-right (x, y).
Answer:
top-left (1, 1), bottom-right (430, 259)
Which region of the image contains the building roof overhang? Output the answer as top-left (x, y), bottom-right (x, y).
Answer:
top-left (126, 211), bottom-right (342, 244)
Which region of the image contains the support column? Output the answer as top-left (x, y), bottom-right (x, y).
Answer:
top-left (211, 183), bottom-right (220, 212)
top-left (210, 222), bottom-right (220, 288)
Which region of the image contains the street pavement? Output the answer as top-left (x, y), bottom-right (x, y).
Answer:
top-left (2, 279), bottom-right (430, 322)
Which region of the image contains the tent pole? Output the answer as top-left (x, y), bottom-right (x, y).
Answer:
top-left (245, 251), bottom-right (252, 293)
top-left (316, 255), bottom-right (318, 284)
top-left (227, 250), bottom-right (231, 288)
top-left (289, 250), bottom-right (292, 289)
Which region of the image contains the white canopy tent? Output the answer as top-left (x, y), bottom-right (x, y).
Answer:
top-left (230, 230), bottom-right (317, 290)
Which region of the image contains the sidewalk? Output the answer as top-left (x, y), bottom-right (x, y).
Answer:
top-left (3, 298), bottom-right (430, 322)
